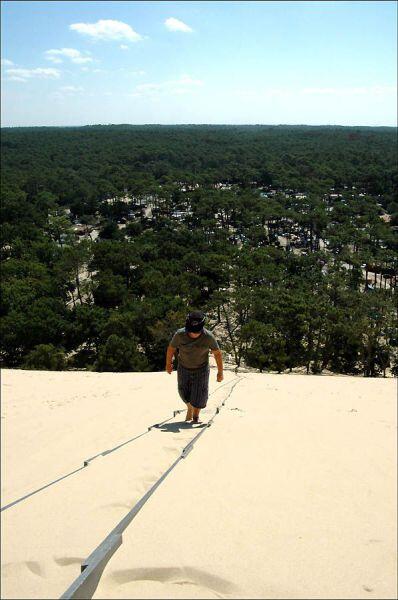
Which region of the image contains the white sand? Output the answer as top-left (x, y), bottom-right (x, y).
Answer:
top-left (1, 369), bottom-right (396, 599)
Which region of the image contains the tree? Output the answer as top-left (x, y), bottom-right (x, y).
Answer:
top-left (23, 344), bottom-right (66, 370)
top-left (2, 125), bottom-right (396, 373)
top-left (92, 271), bottom-right (128, 308)
top-left (56, 239), bottom-right (93, 306)
top-left (242, 321), bottom-right (288, 373)
top-left (94, 334), bottom-right (149, 372)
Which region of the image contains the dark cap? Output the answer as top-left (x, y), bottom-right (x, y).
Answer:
top-left (185, 311), bottom-right (205, 333)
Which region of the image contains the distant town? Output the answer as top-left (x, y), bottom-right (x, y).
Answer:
top-left (64, 182), bottom-right (396, 293)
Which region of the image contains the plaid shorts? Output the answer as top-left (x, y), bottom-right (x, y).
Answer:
top-left (177, 362), bottom-right (210, 409)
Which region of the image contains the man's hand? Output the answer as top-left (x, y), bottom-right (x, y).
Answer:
top-left (212, 349), bottom-right (224, 383)
top-left (166, 345), bottom-right (176, 374)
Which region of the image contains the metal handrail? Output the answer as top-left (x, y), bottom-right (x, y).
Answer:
top-left (1, 376), bottom-right (240, 512)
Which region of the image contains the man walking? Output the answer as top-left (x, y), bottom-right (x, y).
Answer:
top-left (166, 311), bottom-right (224, 423)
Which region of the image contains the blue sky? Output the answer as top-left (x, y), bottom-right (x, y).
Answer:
top-left (1, 0), bottom-right (397, 126)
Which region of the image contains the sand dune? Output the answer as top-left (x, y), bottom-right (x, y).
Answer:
top-left (1, 368), bottom-right (396, 599)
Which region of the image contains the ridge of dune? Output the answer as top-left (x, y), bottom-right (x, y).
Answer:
top-left (1, 368), bottom-right (397, 600)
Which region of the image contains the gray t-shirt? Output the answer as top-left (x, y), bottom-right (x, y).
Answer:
top-left (169, 327), bottom-right (220, 370)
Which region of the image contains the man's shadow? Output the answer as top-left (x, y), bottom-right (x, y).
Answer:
top-left (156, 421), bottom-right (207, 433)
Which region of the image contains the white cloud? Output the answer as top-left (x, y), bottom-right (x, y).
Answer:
top-left (135, 83), bottom-right (161, 93)
top-left (371, 85), bottom-right (397, 95)
top-left (6, 67), bottom-right (61, 82)
top-left (235, 88), bottom-right (292, 99)
top-left (59, 85), bottom-right (84, 93)
top-left (120, 44), bottom-right (129, 50)
top-left (130, 75), bottom-right (203, 97)
top-left (164, 17), bottom-right (193, 32)
top-left (233, 85), bottom-right (397, 101)
top-left (1, 59), bottom-right (14, 66)
top-left (301, 85), bottom-right (396, 96)
top-left (301, 87), bottom-right (364, 96)
top-left (178, 75), bottom-right (203, 86)
top-left (118, 67), bottom-right (145, 76)
top-left (70, 19), bottom-right (142, 42)
top-left (45, 48), bottom-right (93, 64)
top-left (51, 85), bottom-right (84, 101)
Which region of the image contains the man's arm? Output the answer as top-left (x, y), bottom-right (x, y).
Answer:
top-left (211, 349), bottom-right (224, 381)
top-left (166, 345), bottom-right (176, 374)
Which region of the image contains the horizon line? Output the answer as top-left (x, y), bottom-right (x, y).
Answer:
top-left (1, 123), bottom-right (397, 129)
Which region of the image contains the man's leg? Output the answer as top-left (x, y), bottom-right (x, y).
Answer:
top-left (191, 365), bottom-right (209, 423)
top-left (185, 403), bottom-right (193, 421)
top-left (178, 363), bottom-right (192, 420)
top-left (192, 406), bottom-right (201, 423)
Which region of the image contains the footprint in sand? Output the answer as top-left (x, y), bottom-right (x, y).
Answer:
top-left (97, 502), bottom-right (132, 511)
top-left (25, 561), bottom-right (44, 577)
top-left (54, 556), bottom-right (85, 567)
top-left (110, 566), bottom-right (238, 596)
top-left (162, 446), bottom-right (180, 455)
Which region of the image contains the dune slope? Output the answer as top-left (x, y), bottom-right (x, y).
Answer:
top-left (1, 369), bottom-right (396, 600)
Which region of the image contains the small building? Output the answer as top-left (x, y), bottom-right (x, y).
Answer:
top-left (172, 210), bottom-right (187, 219)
